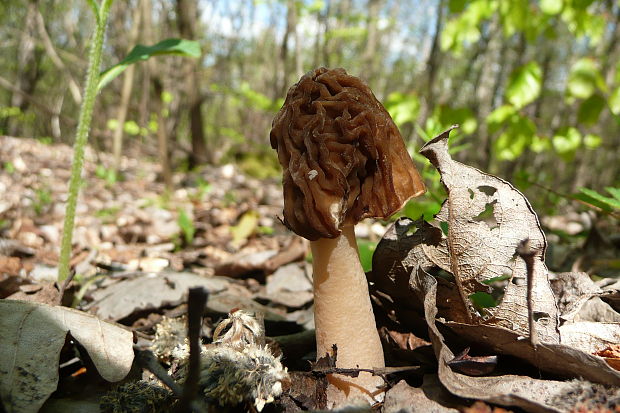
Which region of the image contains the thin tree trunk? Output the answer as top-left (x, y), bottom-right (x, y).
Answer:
top-left (142, 0), bottom-right (172, 187)
top-left (474, 16), bottom-right (502, 172)
top-left (139, 0), bottom-right (152, 128)
top-left (113, 4), bottom-right (142, 171)
top-left (279, 0), bottom-right (299, 96)
top-left (153, 79), bottom-right (172, 188)
top-left (293, 1), bottom-right (303, 78)
top-left (362, 0), bottom-right (382, 84)
top-left (35, 9), bottom-right (82, 104)
top-left (417, 0), bottom-right (445, 129)
top-left (177, 0), bottom-right (209, 167)
top-left (7, 0), bottom-right (42, 136)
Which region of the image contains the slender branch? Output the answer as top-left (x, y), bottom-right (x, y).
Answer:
top-left (35, 9), bottom-right (82, 104)
top-left (56, 268), bottom-right (76, 306)
top-left (134, 347), bottom-right (183, 397)
top-left (517, 239), bottom-right (538, 347)
top-left (175, 287), bottom-right (208, 412)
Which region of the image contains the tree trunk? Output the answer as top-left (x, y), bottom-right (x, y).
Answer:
top-left (417, 0), bottom-right (445, 130)
top-left (7, 0), bottom-right (42, 136)
top-left (474, 16), bottom-right (502, 172)
top-left (142, 0), bottom-right (172, 187)
top-left (177, 0), bottom-right (209, 167)
top-left (153, 79), bottom-right (172, 189)
top-left (35, 8), bottom-right (82, 105)
top-left (113, 4), bottom-right (142, 171)
top-left (362, 0), bottom-right (382, 84)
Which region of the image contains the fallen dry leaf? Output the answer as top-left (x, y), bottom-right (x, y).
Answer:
top-left (87, 271), bottom-right (230, 321)
top-left (595, 345), bottom-right (620, 371)
top-left (418, 127), bottom-right (559, 342)
top-left (0, 300), bottom-right (134, 413)
top-left (413, 267), bottom-right (590, 413)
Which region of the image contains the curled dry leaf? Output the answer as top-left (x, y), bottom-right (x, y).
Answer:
top-left (0, 300), bottom-right (134, 413)
top-left (418, 127), bottom-right (559, 342)
top-left (413, 267), bottom-right (595, 413)
top-left (370, 128), bottom-right (620, 411)
top-left (595, 345), bottom-right (620, 371)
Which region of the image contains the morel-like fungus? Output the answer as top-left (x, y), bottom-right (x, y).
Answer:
top-left (270, 67), bottom-right (425, 241)
top-left (270, 68), bottom-right (425, 406)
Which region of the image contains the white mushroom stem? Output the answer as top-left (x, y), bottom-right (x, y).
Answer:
top-left (310, 224), bottom-right (385, 406)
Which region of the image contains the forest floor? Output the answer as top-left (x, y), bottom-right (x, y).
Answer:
top-left (1, 136), bottom-right (619, 413)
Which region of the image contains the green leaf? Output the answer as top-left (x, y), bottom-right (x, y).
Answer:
top-left (437, 106), bottom-right (477, 134)
top-left (448, 0), bottom-right (468, 13)
top-left (552, 127), bottom-right (581, 161)
top-left (441, 0), bottom-right (494, 52)
top-left (403, 198), bottom-right (443, 222)
top-left (575, 188), bottom-right (620, 212)
top-left (572, 0), bottom-right (595, 9)
top-left (494, 114), bottom-right (536, 161)
top-left (577, 93), bottom-right (606, 125)
top-left (506, 62), bottom-right (542, 109)
top-left (579, 188), bottom-right (620, 209)
top-left (583, 133), bottom-right (602, 149)
top-left (482, 274), bottom-right (512, 285)
top-left (567, 58), bottom-right (604, 99)
top-left (385, 92), bottom-right (420, 127)
top-left (540, 0), bottom-right (563, 14)
top-left (439, 221), bottom-right (449, 236)
top-left (606, 187), bottom-right (620, 201)
top-left (530, 135), bottom-right (552, 153)
top-left (469, 291), bottom-right (498, 309)
top-left (357, 240), bottom-right (377, 272)
top-left (498, 0), bottom-right (529, 37)
top-left (487, 105), bottom-right (517, 131)
top-left (238, 82), bottom-right (281, 112)
top-left (230, 210), bottom-right (259, 248)
top-left (177, 209), bottom-right (195, 245)
top-left (609, 87), bottom-right (620, 115)
top-left (98, 38), bottom-right (201, 90)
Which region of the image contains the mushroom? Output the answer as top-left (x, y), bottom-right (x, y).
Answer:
top-left (270, 68), bottom-right (425, 406)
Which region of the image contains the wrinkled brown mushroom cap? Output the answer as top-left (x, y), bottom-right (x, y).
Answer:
top-left (270, 67), bottom-right (425, 241)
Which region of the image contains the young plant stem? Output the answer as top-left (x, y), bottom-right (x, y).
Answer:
top-left (57, 0), bottom-right (114, 282)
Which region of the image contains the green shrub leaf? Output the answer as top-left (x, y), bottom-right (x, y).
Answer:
top-left (577, 93), bottom-right (606, 125)
top-left (98, 38), bottom-right (201, 90)
top-left (506, 62), bottom-right (542, 109)
top-left (540, 0), bottom-right (563, 14)
top-left (567, 58), bottom-right (604, 99)
top-left (552, 127), bottom-right (581, 161)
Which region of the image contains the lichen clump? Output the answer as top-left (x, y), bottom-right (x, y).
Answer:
top-left (173, 310), bottom-right (288, 412)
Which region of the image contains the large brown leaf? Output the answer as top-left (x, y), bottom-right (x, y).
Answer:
top-left (0, 300), bottom-right (134, 413)
top-left (418, 127), bottom-right (559, 343)
top-left (413, 267), bottom-right (620, 412)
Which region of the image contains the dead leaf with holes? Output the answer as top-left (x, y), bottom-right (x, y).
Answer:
top-left (416, 127), bottom-right (559, 342)
top-left (413, 265), bottom-right (620, 413)
top-left (370, 128), bottom-right (620, 411)
top-left (0, 300), bottom-right (134, 413)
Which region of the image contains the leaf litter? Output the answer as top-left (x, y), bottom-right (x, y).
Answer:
top-left (1, 132), bottom-right (620, 412)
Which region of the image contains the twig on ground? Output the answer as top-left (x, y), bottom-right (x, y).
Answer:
top-left (312, 365), bottom-right (420, 383)
top-left (134, 347), bottom-right (183, 397)
top-left (174, 287), bottom-right (208, 413)
top-left (57, 269), bottom-right (76, 306)
top-left (517, 239), bottom-right (538, 347)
